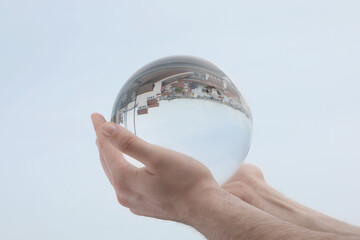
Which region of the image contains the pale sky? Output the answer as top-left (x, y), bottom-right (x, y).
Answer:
top-left (134, 98), bottom-right (252, 184)
top-left (1, 1), bottom-right (360, 239)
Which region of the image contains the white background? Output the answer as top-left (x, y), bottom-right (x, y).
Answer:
top-left (1, 1), bottom-right (359, 239)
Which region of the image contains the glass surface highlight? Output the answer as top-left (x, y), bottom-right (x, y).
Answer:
top-left (111, 56), bottom-right (252, 184)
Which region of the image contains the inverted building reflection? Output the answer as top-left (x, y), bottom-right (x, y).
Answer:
top-left (113, 70), bottom-right (251, 126)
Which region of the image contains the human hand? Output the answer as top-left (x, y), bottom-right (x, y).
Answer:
top-left (222, 164), bottom-right (266, 206)
top-left (91, 113), bottom-right (219, 223)
top-left (91, 113), bottom-right (360, 239)
top-left (223, 164), bottom-right (360, 237)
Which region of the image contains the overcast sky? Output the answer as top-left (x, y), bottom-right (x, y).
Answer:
top-left (1, 1), bottom-right (360, 239)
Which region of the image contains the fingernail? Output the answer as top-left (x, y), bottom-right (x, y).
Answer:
top-left (102, 123), bottom-right (117, 136)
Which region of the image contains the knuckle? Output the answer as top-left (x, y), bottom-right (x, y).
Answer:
top-left (147, 146), bottom-right (163, 168)
top-left (129, 208), bottom-right (142, 216)
top-left (119, 134), bottom-right (136, 153)
top-left (116, 194), bottom-right (130, 208)
top-left (243, 164), bottom-right (265, 181)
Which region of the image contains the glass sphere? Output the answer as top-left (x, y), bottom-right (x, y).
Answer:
top-left (111, 56), bottom-right (252, 184)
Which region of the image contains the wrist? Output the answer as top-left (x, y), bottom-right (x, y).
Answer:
top-left (176, 183), bottom-right (220, 223)
top-left (181, 185), bottom-right (246, 239)
top-left (244, 181), bottom-right (335, 233)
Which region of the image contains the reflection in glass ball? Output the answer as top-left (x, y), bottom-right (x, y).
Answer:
top-left (111, 56), bottom-right (252, 184)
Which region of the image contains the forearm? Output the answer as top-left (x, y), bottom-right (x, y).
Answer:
top-left (92, 116), bottom-right (359, 239)
top-left (249, 182), bottom-right (360, 237)
top-left (184, 188), bottom-right (360, 240)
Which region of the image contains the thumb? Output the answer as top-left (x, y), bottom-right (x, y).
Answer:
top-left (101, 122), bottom-right (157, 172)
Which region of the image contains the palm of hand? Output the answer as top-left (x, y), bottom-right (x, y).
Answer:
top-left (92, 113), bottom-right (219, 223)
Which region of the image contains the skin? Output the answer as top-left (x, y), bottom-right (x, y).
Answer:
top-left (222, 164), bottom-right (360, 237)
top-left (91, 113), bottom-right (360, 240)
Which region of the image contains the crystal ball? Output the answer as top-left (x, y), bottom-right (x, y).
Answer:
top-left (111, 56), bottom-right (252, 184)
